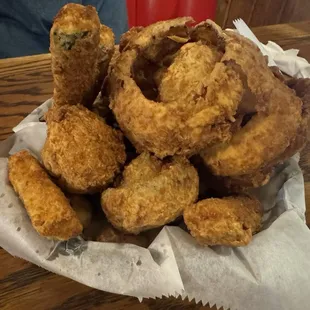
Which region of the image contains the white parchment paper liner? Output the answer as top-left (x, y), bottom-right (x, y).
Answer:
top-left (1, 101), bottom-right (310, 310)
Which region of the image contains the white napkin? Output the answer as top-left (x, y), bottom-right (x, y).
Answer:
top-left (263, 41), bottom-right (310, 78)
top-left (12, 98), bottom-right (53, 133)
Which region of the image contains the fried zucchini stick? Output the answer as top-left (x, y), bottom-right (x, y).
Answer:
top-left (8, 150), bottom-right (83, 240)
top-left (50, 3), bottom-right (100, 106)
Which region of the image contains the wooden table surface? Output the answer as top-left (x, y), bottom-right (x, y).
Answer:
top-left (1, 21), bottom-right (310, 310)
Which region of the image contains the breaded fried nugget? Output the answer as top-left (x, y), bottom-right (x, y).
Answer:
top-left (8, 150), bottom-right (82, 240)
top-left (50, 3), bottom-right (100, 106)
top-left (158, 42), bottom-right (222, 103)
top-left (101, 152), bottom-right (199, 234)
top-left (41, 105), bottom-right (126, 194)
top-left (184, 196), bottom-right (262, 246)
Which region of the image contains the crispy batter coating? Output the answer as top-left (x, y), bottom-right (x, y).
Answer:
top-left (114, 17), bottom-right (305, 173)
top-left (201, 22), bottom-right (303, 176)
top-left (41, 104), bottom-right (126, 194)
top-left (50, 3), bottom-right (101, 106)
top-left (184, 196), bottom-right (262, 246)
top-left (68, 194), bottom-right (92, 228)
top-left (8, 150), bottom-right (82, 240)
top-left (101, 152), bottom-right (199, 234)
top-left (158, 42), bottom-right (222, 102)
top-left (203, 76), bottom-right (310, 180)
top-left (110, 18), bottom-right (245, 158)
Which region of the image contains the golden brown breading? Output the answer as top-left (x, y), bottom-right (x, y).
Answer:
top-left (101, 152), bottom-right (199, 234)
top-left (68, 194), bottom-right (92, 228)
top-left (110, 32), bottom-right (244, 157)
top-left (158, 42), bottom-right (222, 102)
top-left (114, 19), bottom-right (296, 158)
top-left (50, 3), bottom-right (100, 106)
top-left (203, 77), bottom-right (310, 180)
top-left (41, 104), bottom-right (126, 194)
top-left (184, 196), bottom-right (262, 246)
top-left (8, 150), bottom-right (82, 240)
top-left (201, 22), bottom-right (303, 176)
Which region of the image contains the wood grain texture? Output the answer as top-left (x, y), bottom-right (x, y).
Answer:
top-left (216, 0), bottom-right (310, 28)
top-left (0, 54), bottom-right (52, 140)
top-left (0, 22), bottom-right (310, 310)
top-left (0, 250), bottom-right (216, 310)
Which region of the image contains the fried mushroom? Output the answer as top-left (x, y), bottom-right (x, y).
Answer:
top-left (41, 104), bottom-right (126, 194)
top-left (101, 152), bottom-right (199, 234)
top-left (184, 195), bottom-right (262, 246)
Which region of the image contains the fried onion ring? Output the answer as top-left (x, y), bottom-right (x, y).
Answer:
top-left (201, 23), bottom-right (303, 176)
top-left (109, 18), bottom-right (245, 158)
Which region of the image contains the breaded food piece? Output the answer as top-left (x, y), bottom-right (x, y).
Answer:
top-left (110, 18), bottom-right (246, 158)
top-left (68, 194), bottom-right (92, 228)
top-left (50, 3), bottom-right (100, 106)
top-left (158, 42), bottom-right (222, 103)
top-left (206, 78), bottom-right (310, 181)
top-left (41, 104), bottom-right (126, 194)
top-left (184, 196), bottom-right (262, 246)
top-left (113, 18), bottom-right (303, 162)
top-left (201, 21), bottom-right (302, 176)
top-left (110, 52), bottom-right (244, 158)
top-left (101, 152), bottom-right (199, 234)
top-left (8, 150), bottom-right (82, 240)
